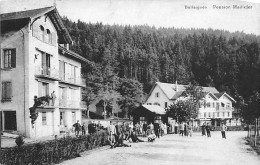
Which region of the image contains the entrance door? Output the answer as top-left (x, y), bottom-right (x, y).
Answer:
top-left (4, 111), bottom-right (17, 130)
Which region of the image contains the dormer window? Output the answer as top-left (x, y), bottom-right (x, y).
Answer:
top-left (155, 92), bottom-right (159, 98)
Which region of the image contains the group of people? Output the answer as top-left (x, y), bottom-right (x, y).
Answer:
top-left (107, 121), bottom-right (145, 148)
top-left (72, 120), bottom-right (105, 136)
top-left (201, 122), bottom-right (227, 139)
top-left (177, 122), bottom-right (193, 137)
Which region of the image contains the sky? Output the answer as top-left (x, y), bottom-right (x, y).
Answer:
top-left (0, 0), bottom-right (260, 35)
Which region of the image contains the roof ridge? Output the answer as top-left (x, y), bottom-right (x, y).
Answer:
top-left (0, 6), bottom-right (54, 15)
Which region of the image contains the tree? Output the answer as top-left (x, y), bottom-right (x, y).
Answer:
top-left (182, 83), bottom-right (204, 109)
top-left (242, 92), bottom-right (260, 124)
top-left (117, 78), bottom-right (144, 118)
top-left (166, 100), bottom-right (197, 123)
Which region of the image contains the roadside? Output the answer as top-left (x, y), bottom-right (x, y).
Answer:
top-left (59, 131), bottom-right (260, 165)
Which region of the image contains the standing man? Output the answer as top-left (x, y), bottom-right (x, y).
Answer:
top-left (205, 123), bottom-right (211, 137)
top-left (51, 91), bottom-right (56, 106)
top-left (154, 121), bottom-right (160, 138)
top-left (108, 121), bottom-right (117, 137)
top-left (187, 123), bottom-right (193, 137)
top-left (73, 120), bottom-right (81, 136)
top-left (221, 123), bottom-right (227, 139)
top-left (175, 122), bottom-right (179, 134)
top-left (179, 122), bottom-right (184, 136)
top-left (143, 121), bottom-right (147, 136)
top-left (82, 122), bottom-right (86, 135)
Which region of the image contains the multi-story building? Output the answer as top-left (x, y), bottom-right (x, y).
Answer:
top-left (145, 82), bottom-right (236, 126)
top-left (0, 6), bottom-right (88, 137)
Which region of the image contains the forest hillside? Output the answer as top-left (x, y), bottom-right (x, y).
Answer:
top-left (62, 17), bottom-right (260, 107)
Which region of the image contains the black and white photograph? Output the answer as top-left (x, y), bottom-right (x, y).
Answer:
top-left (0, 0), bottom-right (260, 164)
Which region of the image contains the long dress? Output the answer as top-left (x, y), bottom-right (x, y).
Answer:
top-left (201, 125), bottom-right (206, 136)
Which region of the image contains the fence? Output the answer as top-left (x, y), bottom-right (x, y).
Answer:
top-left (247, 123), bottom-right (260, 147)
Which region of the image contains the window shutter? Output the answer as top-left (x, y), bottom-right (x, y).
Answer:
top-left (38, 82), bottom-right (42, 97)
top-left (44, 30), bottom-right (48, 43)
top-left (7, 82), bottom-right (12, 99)
top-left (51, 32), bottom-right (56, 46)
top-left (1, 82), bottom-right (5, 99)
top-left (11, 49), bottom-right (16, 68)
top-left (32, 22), bottom-right (39, 39)
top-left (46, 83), bottom-right (49, 96)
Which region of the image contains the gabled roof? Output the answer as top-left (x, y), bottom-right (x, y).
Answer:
top-left (214, 92), bottom-right (236, 103)
top-left (59, 45), bottom-right (91, 63)
top-left (1, 6), bottom-right (72, 44)
top-left (156, 82), bottom-right (186, 99)
top-left (142, 105), bottom-right (166, 115)
top-left (145, 82), bottom-right (221, 102)
top-left (204, 92), bottom-right (218, 100)
top-left (171, 91), bottom-right (184, 100)
top-left (1, 6), bottom-right (54, 21)
top-left (214, 92), bottom-right (225, 99)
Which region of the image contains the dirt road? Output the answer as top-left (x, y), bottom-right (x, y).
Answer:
top-left (59, 131), bottom-right (260, 165)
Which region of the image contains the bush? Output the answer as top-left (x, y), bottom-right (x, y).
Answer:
top-left (1, 130), bottom-right (108, 165)
top-left (15, 135), bottom-right (25, 147)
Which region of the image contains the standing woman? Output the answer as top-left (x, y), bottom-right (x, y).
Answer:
top-left (201, 123), bottom-right (206, 136)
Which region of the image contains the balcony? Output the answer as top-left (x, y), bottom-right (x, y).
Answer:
top-left (59, 74), bottom-right (86, 87)
top-left (59, 99), bottom-right (81, 109)
top-left (35, 66), bottom-right (60, 81)
top-left (216, 107), bottom-right (234, 111)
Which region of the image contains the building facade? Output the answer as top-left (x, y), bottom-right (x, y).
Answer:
top-left (145, 82), bottom-right (237, 126)
top-left (0, 7), bottom-right (88, 137)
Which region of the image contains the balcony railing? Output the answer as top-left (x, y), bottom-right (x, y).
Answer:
top-left (216, 107), bottom-right (234, 111)
top-left (35, 66), bottom-right (59, 79)
top-left (59, 99), bottom-right (80, 108)
top-left (59, 73), bottom-right (85, 86)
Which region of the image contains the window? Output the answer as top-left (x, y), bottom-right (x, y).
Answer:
top-left (46, 29), bottom-right (51, 43)
top-left (153, 102), bottom-right (160, 106)
top-left (40, 26), bottom-right (44, 41)
top-left (213, 102), bottom-right (215, 108)
top-left (72, 112), bottom-right (76, 124)
top-left (223, 112), bottom-right (225, 117)
top-left (59, 60), bottom-right (65, 80)
top-left (2, 82), bottom-right (12, 101)
top-left (216, 103), bottom-right (219, 110)
top-left (204, 112), bottom-right (206, 118)
top-left (227, 112), bottom-right (230, 117)
top-left (42, 112), bottom-right (47, 125)
top-left (60, 112), bottom-right (64, 125)
top-left (3, 49), bottom-right (16, 68)
top-left (155, 92), bottom-right (159, 98)
top-left (217, 112), bottom-right (219, 117)
top-left (147, 103), bottom-right (152, 105)
top-left (165, 102), bottom-right (168, 108)
top-left (38, 82), bottom-right (49, 97)
top-left (41, 53), bottom-right (50, 75)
